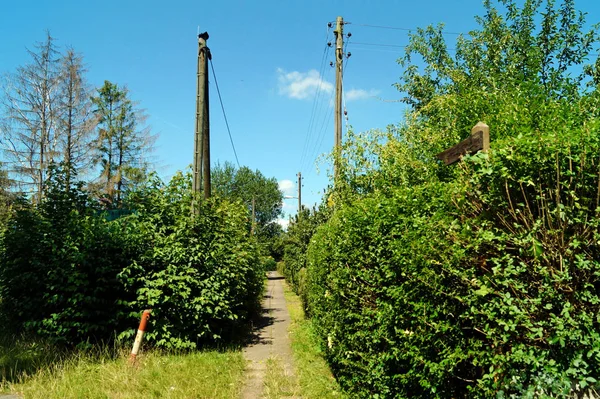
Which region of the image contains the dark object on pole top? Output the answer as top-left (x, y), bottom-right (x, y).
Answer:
top-left (198, 32), bottom-right (209, 40)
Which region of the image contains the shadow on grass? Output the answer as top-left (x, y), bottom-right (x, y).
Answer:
top-left (0, 333), bottom-right (64, 385)
top-left (0, 273), bottom-right (280, 384)
top-left (0, 330), bottom-right (126, 387)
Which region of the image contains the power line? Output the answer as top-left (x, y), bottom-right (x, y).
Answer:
top-left (300, 39), bottom-right (330, 172)
top-left (300, 24), bottom-right (333, 174)
top-left (347, 22), bottom-right (466, 36)
top-left (352, 41), bottom-right (457, 52)
top-left (352, 41), bottom-right (408, 49)
top-left (305, 90), bottom-right (334, 178)
top-left (209, 58), bottom-right (240, 168)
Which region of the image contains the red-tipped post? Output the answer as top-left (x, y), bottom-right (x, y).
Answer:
top-left (129, 309), bottom-right (151, 364)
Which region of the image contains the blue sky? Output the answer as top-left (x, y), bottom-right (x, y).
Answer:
top-left (2, 0), bottom-right (600, 226)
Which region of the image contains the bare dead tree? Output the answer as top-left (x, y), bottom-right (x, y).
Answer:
top-left (1, 31), bottom-right (61, 202)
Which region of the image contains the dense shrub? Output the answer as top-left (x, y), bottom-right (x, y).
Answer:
top-left (456, 128), bottom-right (600, 396)
top-left (0, 169), bottom-right (264, 349)
top-left (305, 126), bottom-right (600, 397)
top-left (306, 183), bottom-right (470, 398)
top-left (282, 204), bottom-right (330, 299)
top-left (0, 167), bottom-right (134, 345)
top-left (119, 172), bottom-right (264, 349)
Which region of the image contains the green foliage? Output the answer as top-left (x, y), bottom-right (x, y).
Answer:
top-left (0, 164), bottom-right (134, 346)
top-left (0, 166), bottom-right (264, 350)
top-left (282, 204), bottom-right (331, 303)
top-left (212, 161), bottom-right (283, 231)
top-left (456, 126), bottom-right (600, 397)
top-left (306, 183), bottom-right (468, 398)
top-left (212, 161), bottom-right (284, 258)
top-left (119, 171), bottom-right (264, 349)
top-left (308, 126), bottom-right (600, 396)
top-left (300, 1), bottom-right (600, 397)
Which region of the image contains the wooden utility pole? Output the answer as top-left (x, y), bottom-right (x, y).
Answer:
top-left (193, 32), bottom-right (211, 203)
top-left (297, 172), bottom-right (302, 214)
top-left (334, 16), bottom-right (344, 179)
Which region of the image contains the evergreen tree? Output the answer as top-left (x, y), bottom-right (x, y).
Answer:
top-left (56, 48), bottom-right (96, 189)
top-left (91, 81), bottom-right (154, 207)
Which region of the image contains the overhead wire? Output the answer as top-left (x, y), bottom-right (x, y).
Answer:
top-left (342, 33), bottom-right (351, 135)
top-left (306, 27), bottom-right (352, 177)
top-left (299, 24), bottom-right (332, 174)
top-left (347, 22), bottom-right (466, 36)
top-left (209, 58), bottom-right (241, 168)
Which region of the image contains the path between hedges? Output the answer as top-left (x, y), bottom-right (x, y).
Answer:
top-left (242, 271), bottom-right (297, 399)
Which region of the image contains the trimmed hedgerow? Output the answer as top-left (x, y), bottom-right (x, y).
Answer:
top-left (306, 182), bottom-right (472, 398)
top-left (305, 126), bottom-right (600, 398)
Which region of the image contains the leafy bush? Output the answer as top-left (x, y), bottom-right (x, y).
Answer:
top-left (306, 183), bottom-right (469, 398)
top-left (299, 1), bottom-right (600, 397)
top-left (305, 126), bottom-right (600, 398)
top-left (118, 172), bottom-right (264, 349)
top-left (263, 256), bottom-right (277, 272)
top-left (455, 127), bottom-right (600, 396)
top-left (0, 168), bottom-right (264, 349)
top-left (282, 204), bottom-right (330, 301)
top-left (0, 166), bottom-right (134, 346)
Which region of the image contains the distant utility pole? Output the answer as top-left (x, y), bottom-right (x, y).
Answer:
top-left (193, 31), bottom-right (211, 205)
top-left (297, 172), bottom-right (302, 214)
top-left (251, 196), bottom-right (256, 235)
top-left (333, 16), bottom-right (344, 180)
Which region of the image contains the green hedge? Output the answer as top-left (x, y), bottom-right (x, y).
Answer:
top-left (119, 173), bottom-right (264, 348)
top-left (282, 205), bottom-right (330, 302)
top-left (305, 128), bottom-right (600, 397)
top-left (306, 183), bottom-right (469, 398)
top-left (0, 171), bottom-right (135, 346)
top-left (0, 170), bottom-right (264, 349)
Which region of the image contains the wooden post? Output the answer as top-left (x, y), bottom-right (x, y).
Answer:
top-left (334, 16), bottom-right (344, 180)
top-left (436, 122), bottom-right (490, 165)
top-left (193, 32), bottom-right (209, 199)
top-left (129, 309), bottom-right (151, 364)
top-left (471, 122), bottom-right (490, 151)
top-left (202, 69), bottom-right (211, 200)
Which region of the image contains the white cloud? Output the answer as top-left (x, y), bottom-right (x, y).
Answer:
top-left (278, 179), bottom-right (296, 196)
top-left (277, 218), bottom-right (290, 230)
top-left (277, 68), bottom-right (333, 100)
top-left (345, 88), bottom-right (380, 102)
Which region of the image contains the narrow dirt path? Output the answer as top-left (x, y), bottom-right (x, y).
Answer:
top-left (241, 271), bottom-right (295, 399)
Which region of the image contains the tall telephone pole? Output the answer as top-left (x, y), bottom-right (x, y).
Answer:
top-left (297, 172), bottom-right (302, 214)
top-left (333, 16), bottom-right (344, 179)
top-left (251, 196), bottom-right (256, 235)
top-left (193, 32), bottom-right (211, 204)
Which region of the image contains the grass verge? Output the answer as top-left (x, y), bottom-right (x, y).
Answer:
top-left (263, 356), bottom-right (299, 399)
top-left (2, 347), bottom-right (244, 399)
top-left (282, 281), bottom-right (344, 399)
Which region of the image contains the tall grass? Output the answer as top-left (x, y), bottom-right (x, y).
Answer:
top-left (283, 282), bottom-right (344, 398)
top-left (1, 339), bottom-right (245, 399)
